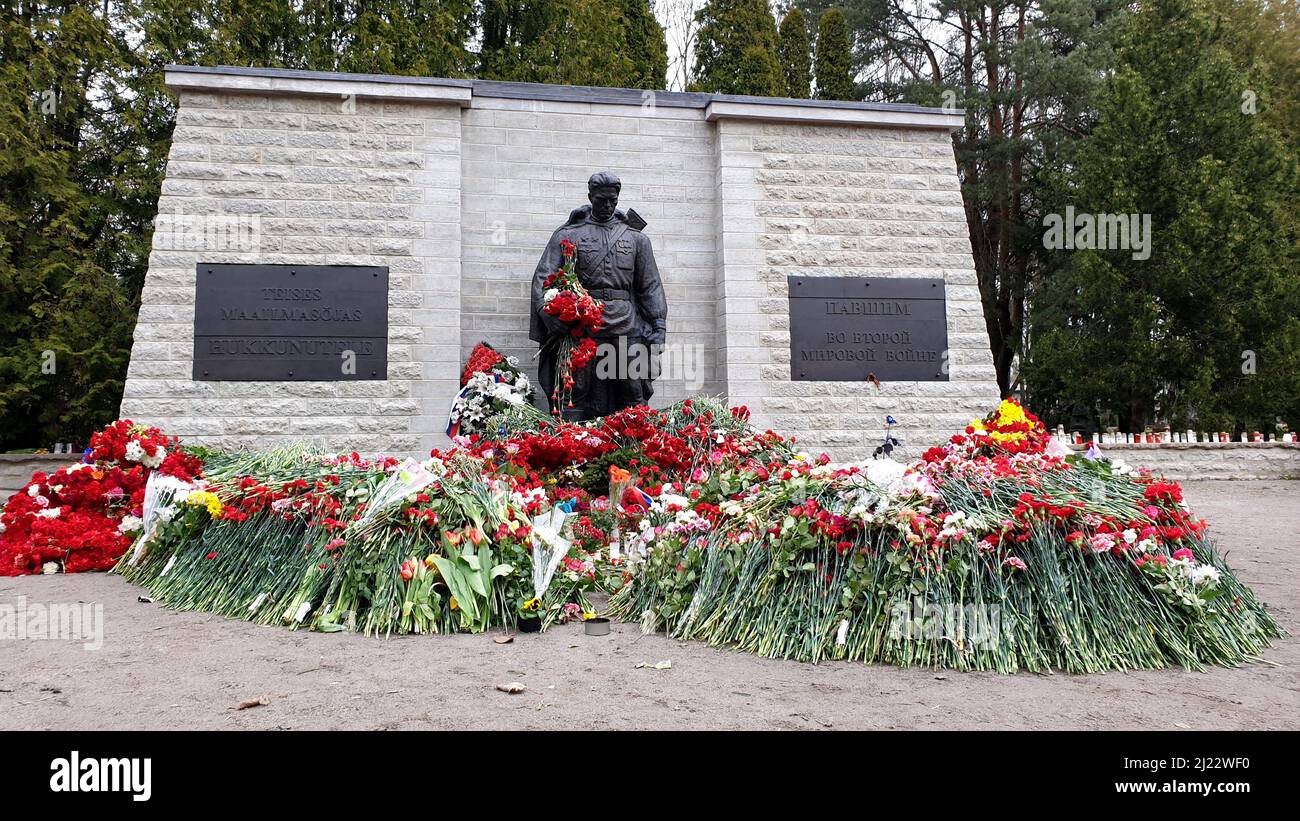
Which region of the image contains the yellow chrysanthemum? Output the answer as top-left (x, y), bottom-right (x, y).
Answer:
top-left (968, 400), bottom-right (1031, 444)
top-left (184, 490), bottom-right (224, 518)
top-left (994, 399), bottom-right (1028, 426)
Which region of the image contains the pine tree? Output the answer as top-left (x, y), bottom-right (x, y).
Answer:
top-left (814, 7), bottom-right (855, 100)
top-left (1024, 0), bottom-right (1300, 433)
top-left (337, 1), bottom-right (477, 77)
top-left (779, 8), bottom-right (812, 98)
top-left (691, 0), bottom-right (784, 96)
top-left (0, 1), bottom-right (140, 449)
top-left (479, 0), bottom-right (666, 89)
top-left (739, 44), bottom-right (787, 97)
top-left (620, 0), bottom-right (670, 89)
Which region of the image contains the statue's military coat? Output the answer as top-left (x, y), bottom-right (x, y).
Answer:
top-left (529, 206), bottom-right (668, 417)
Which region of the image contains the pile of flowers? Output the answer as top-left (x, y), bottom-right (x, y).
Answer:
top-left (114, 444), bottom-right (620, 636)
top-left (959, 396), bottom-right (1050, 456)
top-left (447, 342), bottom-right (535, 437)
top-left (0, 421), bottom-right (203, 575)
top-left (609, 399), bottom-right (1278, 672)
top-left (539, 238), bottom-right (604, 413)
top-left (454, 399), bottom-right (791, 495)
top-left (1, 384), bottom-right (1281, 673)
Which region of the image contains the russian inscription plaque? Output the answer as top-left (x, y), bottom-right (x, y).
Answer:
top-left (788, 276), bottom-right (948, 382)
top-left (193, 264), bottom-right (388, 381)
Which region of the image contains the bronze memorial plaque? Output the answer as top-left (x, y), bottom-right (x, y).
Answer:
top-left (788, 276), bottom-right (949, 382)
top-left (193, 264), bottom-right (388, 381)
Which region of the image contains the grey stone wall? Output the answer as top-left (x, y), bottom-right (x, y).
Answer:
top-left (1069, 443), bottom-right (1300, 481)
top-left (0, 455), bottom-right (78, 503)
top-left (714, 119), bottom-right (999, 460)
top-left (459, 97), bottom-right (721, 405)
top-left (121, 88), bottom-right (463, 454)
top-left (121, 66), bottom-right (997, 456)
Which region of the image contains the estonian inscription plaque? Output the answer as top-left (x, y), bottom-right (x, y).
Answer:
top-left (788, 276), bottom-right (949, 382)
top-left (193, 264), bottom-right (388, 381)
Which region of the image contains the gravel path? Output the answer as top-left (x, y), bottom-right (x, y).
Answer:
top-left (1, 480), bottom-right (1296, 730)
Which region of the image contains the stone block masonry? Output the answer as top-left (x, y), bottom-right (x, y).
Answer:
top-left (1068, 443), bottom-right (1300, 481)
top-left (122, 66), bottom-right (997, 457)
top-left (0, 455), bottom-right (75, 504)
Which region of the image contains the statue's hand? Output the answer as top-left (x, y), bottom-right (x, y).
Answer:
top-left (646, 319), bottom-right (667, 346)
top-left (540, 311), bottom-right (571, 337)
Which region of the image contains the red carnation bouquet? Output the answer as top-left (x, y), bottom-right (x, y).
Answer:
top-left (540, 239), bottom-right (603, 414)
top-left (459, 341), bottom-right (533, 393)
top-left (0, 420), bottom-right (204, 575)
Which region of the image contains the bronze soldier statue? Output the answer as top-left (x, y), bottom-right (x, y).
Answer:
top-left (529, 172), bottom-right (668, 420)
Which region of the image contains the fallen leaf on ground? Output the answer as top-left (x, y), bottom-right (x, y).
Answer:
top-left (234, 696), bottom-right (270, 710)
top-left (496, 682), bottom-right (526, 694)
top-left (635, 660), bottom-right (672, 670)
top-left (493, 636), bottom-right (514, 645)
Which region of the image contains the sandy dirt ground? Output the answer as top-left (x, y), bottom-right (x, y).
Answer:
top-left (1, 479), bottom-right (1296, 731)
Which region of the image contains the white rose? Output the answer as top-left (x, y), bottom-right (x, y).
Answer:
top-left (125, 440), bottom-right (147, 464)
top-left (1189, 565), bottom-right (1222, 587)
top-left (143, 445), bottom-right (166, 469)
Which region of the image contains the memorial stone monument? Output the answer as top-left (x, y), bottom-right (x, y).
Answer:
top-left (121, 65), bottom-right (999, 459)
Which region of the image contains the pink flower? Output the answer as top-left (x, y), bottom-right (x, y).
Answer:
top-left (1003, 557), bottom-right (1028, 572)
top-left (709, 450), bottom-right (725, 465)
top-left (1088, 533), bottom-right (1115, 553)
top-left (1172, 548), bottom-right (1194, 562)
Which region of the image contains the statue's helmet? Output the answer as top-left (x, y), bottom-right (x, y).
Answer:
top-left (587, 171), bottom-right (621, 193)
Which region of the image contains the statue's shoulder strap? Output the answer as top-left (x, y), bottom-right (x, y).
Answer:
top-left (585, 222), bottom-right (632, 271)
top-left (563, 206), bottom-right (587, 226)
